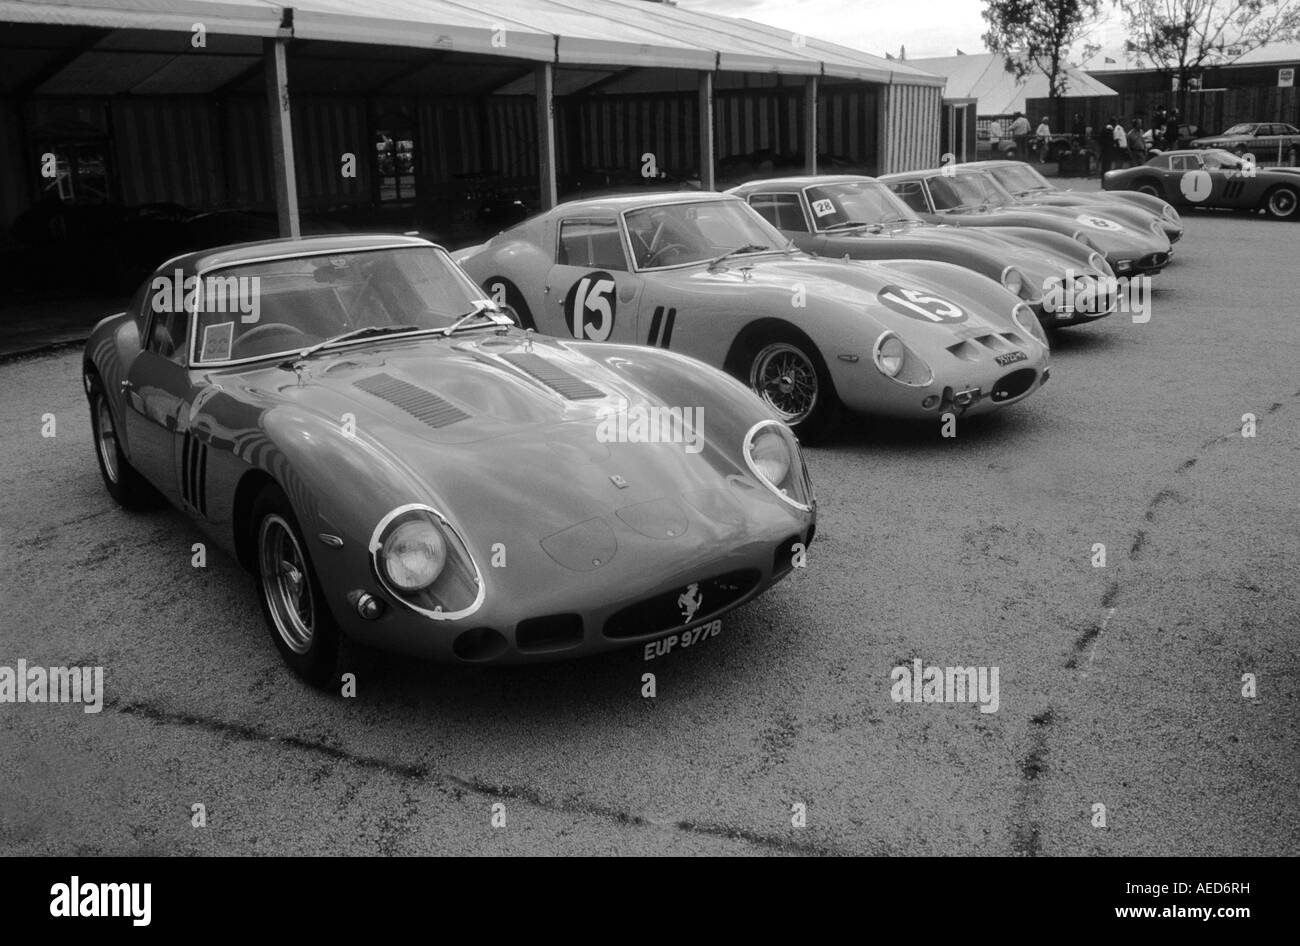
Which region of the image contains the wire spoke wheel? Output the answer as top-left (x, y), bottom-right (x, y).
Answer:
top-left (749, 342), bottom-right (819, 425)
top-left (258, 513), bottom-right (315, 655)
top-left (94, 396), bottom-right (119, 484)
top-left (1267, 188), bottom-right (1297, 218)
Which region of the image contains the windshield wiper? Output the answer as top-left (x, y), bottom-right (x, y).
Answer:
top-left (442, 300), bottom-right (513, 336)
top-left (823, 220), bottom-right (873, 231)
top-left (707, 243), bottom-right (770, 269)
top-left (283, 324), bottom-right (426, 366)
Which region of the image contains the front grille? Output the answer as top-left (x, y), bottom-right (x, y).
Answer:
top-left (603, 569), bottom-right (761, 639)
top-left (516, 613), bottom-right (584, 652)
top-left (354, 373), bottom-right (469, 428)
top-left (990, 367), bottom-right (1038, 403)
top-left (1138, 252), bottom-right (1170, 270)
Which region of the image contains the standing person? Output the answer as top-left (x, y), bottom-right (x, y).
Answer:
top-left (1035, 116), bottom-right (1052, 163)
top-left (1127, 116), bottom-right (1146, 162)
top-left (1009, 111), bottom-right (1031, 161)
top-left (1165, 109), bottom-right (1181, 150)
top-left (1095, 118), bottom-right (1113, 178)
top-left (987, 118), bottom-right (1003, 156)
top-left (1112, 116), bottom-right (1129, 168)
top-left (1072, 112), bottom-right (1085, 149)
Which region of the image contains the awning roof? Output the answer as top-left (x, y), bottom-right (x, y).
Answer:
top-left (1, 0), bottom-right (944, 96)
top-left (909, 53), bottom-right (1115, 115)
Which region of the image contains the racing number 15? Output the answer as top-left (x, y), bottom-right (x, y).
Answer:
top-left (571, 276), bottom-right (615, 341)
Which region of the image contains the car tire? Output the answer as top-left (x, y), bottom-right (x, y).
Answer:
top-left (738, 334), bottom-right (839, 443)
top-left (86, 372), bottom-right (155, 509)
top-left (251, 483), bottom-right (345, 689)
top-left (1263, 185), bottom-right (1299, 220)
top-left (1135, 179), bottom-right (1162, 197)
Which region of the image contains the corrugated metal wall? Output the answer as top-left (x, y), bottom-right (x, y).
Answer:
top-left (0, 101), bottom-right (29, 243)
top-left (110, 98), bottom-right (224, 207)
top-left (290, 96), bottom-right (370, 208)
top-left (879, 82), bottom-right (943, 173)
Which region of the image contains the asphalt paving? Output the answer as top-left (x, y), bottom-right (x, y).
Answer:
top-left (1, 205), bottom-right (1297, 856)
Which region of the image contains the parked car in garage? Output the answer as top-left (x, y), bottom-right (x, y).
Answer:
top-left (1103, 148), bottom-right (1300, 219)
top-left (83, 234), bottom-right (816, 684)
top-left (456, 192), bottom-right (1051, 438)
top-left (879, 167), bottom-right (1174, 276)
top-left (727, 174), bottom-right (1117, 327)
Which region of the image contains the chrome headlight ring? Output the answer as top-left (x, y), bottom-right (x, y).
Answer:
top-left (368, 503), bottom-right (486, 621)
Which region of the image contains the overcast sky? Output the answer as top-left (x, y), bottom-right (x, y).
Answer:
top-left (677, 0), bottom-right (1134, 64)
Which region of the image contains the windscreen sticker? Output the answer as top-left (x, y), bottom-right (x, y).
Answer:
top-left (200, 321), bottom-right (234, 362)
top-left (811, 198), bottom-right (837, 217)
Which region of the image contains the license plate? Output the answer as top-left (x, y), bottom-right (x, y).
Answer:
top-left (995, 350), bottom-right (1028, 367)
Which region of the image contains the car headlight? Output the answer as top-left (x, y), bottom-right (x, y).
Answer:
top-left (1012, 302), bottom-right (1049, 348)
top-left (1000, 265), bottom-right (1026, 298)
top-left (1149, 219), bottom-right (1163, 237)
top-left (875, 334), bottom-right (906, 377)
top-left (871, 331), bottom-right (933, 386)
top-left (1071, 230), bottom-right (1098, 251)
top-left (381, 519), bottom-right (446, 591)
top-left (369, 505), bottom-right (484, 619)
top-left (1087, 251), bottom-right (1113, 278)
top-left (743, 420), bottom-right (813, 511)
top-left (1161, 204), bottom-right (1179, 222)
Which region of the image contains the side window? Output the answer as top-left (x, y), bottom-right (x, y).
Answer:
top-left (146, 304), bottom-right (189, 363)
top-left (557, 219), bottom-right (627, 271)
top-left (890, 181), bottom-right (929, 213)
top-left (747, 194), bottom-right (808, 232)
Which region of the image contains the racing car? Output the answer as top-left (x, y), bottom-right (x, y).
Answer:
top-left (965, 160), bottom-right (1184, 243)
top-left (879, 167), bottom-right (1174, 276)
top-left (83, 234), bottom-right (816, 685)
top-left (727, 174), bottom-right (1118, 326)
top-left (456, 192), bottom-right (1051, 438)
top-left (1103, 149), bottom-right (1300, 220)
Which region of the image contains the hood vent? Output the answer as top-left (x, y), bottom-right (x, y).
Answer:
top-left (354, 373), bottom-right (469, 428)
top-left (500, 353), bottom-right (604, 400)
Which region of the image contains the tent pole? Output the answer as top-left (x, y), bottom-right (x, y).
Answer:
top-left (263, 35), bottom-right (300, 239)
top-left (535, 62), bottom-right (558, 210)
top-left (804, 75), bottom-right (819, 173)
top-left (699, 70), bottom-right (716, 190)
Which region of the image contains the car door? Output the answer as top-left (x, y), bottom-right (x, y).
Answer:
top-left (122, 293), bottom-right (194, 507)
top-left (544, 217), bottom-right (643, 345)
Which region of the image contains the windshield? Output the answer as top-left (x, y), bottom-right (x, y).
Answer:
top-left (1220, 124), bottom-right (1254, 136)
top-left (623, 199), bottom-right (786, 269)
top-left (927, 172), bottom-right (1008, 211)
top-left (987, 163), bottom-right (1052, 194)
top-left (188, 246), bottom-right (493, 365)
top-left (804, 180), bottom-right (921, 229)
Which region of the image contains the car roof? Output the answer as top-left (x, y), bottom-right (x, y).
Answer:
top-left (547, 190), bottom-right (741, 217)
top-left (731, 175), bottom-right (876, 191)
top-left (166, 233), bottom-right (440, 274)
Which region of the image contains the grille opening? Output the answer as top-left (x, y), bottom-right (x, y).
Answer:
top-left (603, 569), bottom-right (761, 639)
top-left (990, 368), bottom-right (1038, 403)
top-left (516, 613), bottom-right (584, 653)
top-left (452, 627), bottom-right (509, 662)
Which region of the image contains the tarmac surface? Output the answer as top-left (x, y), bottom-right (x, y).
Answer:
top-left (1, 200), bottom-right (1297, 856)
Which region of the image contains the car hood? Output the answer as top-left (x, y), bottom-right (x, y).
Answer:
top-left (685, 252), bottom-right (1021, 331)
top-left (209, 331), bottom-right (766, 541)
